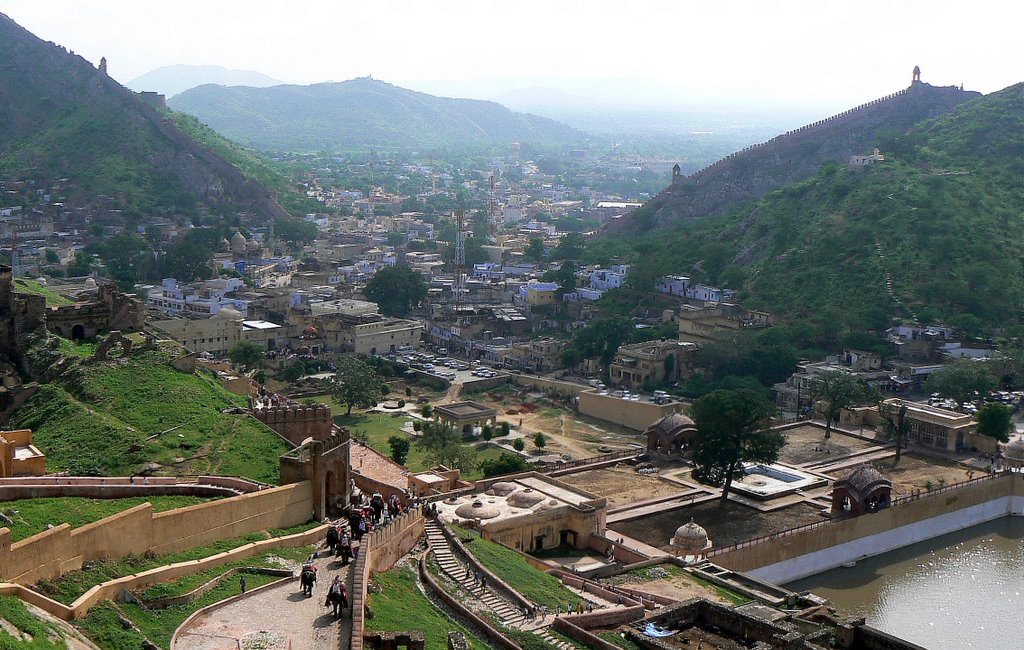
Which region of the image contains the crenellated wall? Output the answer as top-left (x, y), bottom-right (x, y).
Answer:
top-left (253, 403), bottom-right (333, 444)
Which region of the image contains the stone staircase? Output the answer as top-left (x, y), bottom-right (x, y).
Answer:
top-left (424, 518), bottom-right (578, 649)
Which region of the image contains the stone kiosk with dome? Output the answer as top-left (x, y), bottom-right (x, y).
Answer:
top-left (645, 412), bottom-right (698, 458)
top-left (671, 519), bottom-right (712, 562)
top-left (433, 472), bottom-right (607, 552)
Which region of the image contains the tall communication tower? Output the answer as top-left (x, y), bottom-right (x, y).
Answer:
top-left (453, 208), bottom-right (466, 316)
top-left (488, 174), bottom-right (497, 238)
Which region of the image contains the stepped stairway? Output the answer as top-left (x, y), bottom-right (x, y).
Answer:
top-left (424, 518), bottom-right (578, 649)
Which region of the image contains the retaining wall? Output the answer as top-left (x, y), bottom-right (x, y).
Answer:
top-left (713, 473), bottom-right (1024, 583)
top-left (351, 507), bottom-right (425, 650)
top-left (0, 482), bottom-right (314, 584)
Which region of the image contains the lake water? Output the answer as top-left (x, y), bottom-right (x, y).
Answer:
top-left (787, 517), bottom-right (1024, 649)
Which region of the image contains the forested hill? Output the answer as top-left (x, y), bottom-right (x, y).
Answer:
top-left (606, 83), bottom-right (1024, 344)
top-left (168, 77), bottom-right (581, 151)
top-left (610, 78), bottom-right (979, 233)
top-left (0, 12), bottom-right (288, 218)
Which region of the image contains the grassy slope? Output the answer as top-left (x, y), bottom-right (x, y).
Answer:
top-left (8, 342), bottom-right (289, 482)
top-left (0, 495), bottom-right (211, 542)
top-left (610, 83), bottom-right (1024, 339)
top-left (450, 525), bottom-right (579, 609)
top-left (366, 566), bottom-right (486, 648)
top-left (12, 279), bottom-right (74, 307)
top-left (0, 594), bottom-right (70, 649)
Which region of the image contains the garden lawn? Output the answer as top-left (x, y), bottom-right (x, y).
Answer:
top-left (335, 412), bottom-right (506, 480)
top-left (366, 566), bottom-right (486, 648)
top-left (37, 521), bottom-right (318, 605)
top-left (14, 279), bottom-right (74, 306)
top-left (623, 564), bottom-right (749, 606)
top-left (450, 525), bottom-right (579, 609)
top-left (0, 495), bottom-right (213, 542)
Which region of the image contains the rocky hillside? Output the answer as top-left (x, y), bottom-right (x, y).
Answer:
top-left (169, 77), bottom-right (581, 151)
top-left (0, 12), bottom-right (288, 218)
top-left (612, 78), bottom-right (980, 233)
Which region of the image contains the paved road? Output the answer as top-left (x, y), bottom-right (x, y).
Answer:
top-left (174, 551), bottom-right (354, 650)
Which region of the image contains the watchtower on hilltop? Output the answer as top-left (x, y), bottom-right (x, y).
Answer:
top-left (912, 65), bottom-right (921, 85)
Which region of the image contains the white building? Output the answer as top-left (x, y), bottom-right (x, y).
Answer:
top-left (656, 275), bottom-right (691, 296)
top-left (147, 278), bottom-right (248, 317)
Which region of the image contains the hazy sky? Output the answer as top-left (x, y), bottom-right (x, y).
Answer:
top-left (4, 0), bottom-right (1022, 111)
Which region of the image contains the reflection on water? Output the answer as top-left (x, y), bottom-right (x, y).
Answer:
top-left (788, 517), bottom-right (1024, 649)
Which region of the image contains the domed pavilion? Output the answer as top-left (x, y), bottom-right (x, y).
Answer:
top-left (670, 519), bottom-right (712, 562)
top-left (645, 413), bottom-right (697, 458)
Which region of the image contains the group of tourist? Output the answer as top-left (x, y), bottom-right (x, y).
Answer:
top-left (325, 524), bottom-right (357, 565)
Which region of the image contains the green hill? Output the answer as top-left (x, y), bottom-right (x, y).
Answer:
top-left (604, 83), bottom-right (1024, 343)
top-left (7, 338), bottom-right (289, 482)
top-left (0, 12), bottom-right (290, 218)
top-left (168, 77), bottom-right (581, 151)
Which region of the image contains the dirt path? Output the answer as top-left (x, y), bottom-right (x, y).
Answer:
top-left (174, 545), bottom-right (354, 650)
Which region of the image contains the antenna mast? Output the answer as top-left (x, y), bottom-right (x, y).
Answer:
top-left (453, 207), bottom-right (466, 318)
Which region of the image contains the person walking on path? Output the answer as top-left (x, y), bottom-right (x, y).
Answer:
top-left (239, 574), bottom-right (246, 594)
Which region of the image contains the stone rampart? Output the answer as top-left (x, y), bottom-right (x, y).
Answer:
top-left (711, 472), bottom-right (1024, 583)
top-left (0, 481), bottom-right (313, 584)
top-left (253, 403), bottom-right (333, 445)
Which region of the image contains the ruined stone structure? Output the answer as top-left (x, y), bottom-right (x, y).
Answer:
top-left (254, 403), bottom-right (333, 446)
top-left (0, 266), bottom-right (46, 372)
top-left (830, 465), bottom-right (892, 517)
top-left (279, 430), bottom-right (351, 519)
top-left (46, 283), bottom-right (145, 340)
top-left (364, 632), bottom-right (425, 650)
top-left (0, 429), bottom-right (45, 477)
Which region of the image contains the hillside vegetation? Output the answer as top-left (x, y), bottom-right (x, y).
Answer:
top-left (600, 83), bottom-right (1024, 341)
top-left (7, 339), bottom-right (289, 482)
top-left (0, 12), bottom-right (289, 218)
top-left (169, 77), bottom-right (580, 151)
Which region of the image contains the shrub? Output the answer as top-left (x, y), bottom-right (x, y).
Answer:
top-left (533, 432), bottom-right (547, 448)
top-left (481, 424), bottom-right (493, 441)
top-left (398, 399), bottom-right (406, 408)
top-left (499, 421), bottom-right (511, 437)
top-left (512, 438), bottom-right (525, 452)
top-left (413, 421), bottom-right (422, 432)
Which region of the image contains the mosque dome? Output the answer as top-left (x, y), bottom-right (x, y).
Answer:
top-left (671, 519), bottom-right (709, 554)
top-left (650, 413), bottom-right (695, 436)
top-left (230, 231), bottom-right (247, 254)
top-left (216, 306), bottom-right (244, 321)
top-left (455, 499), bottom-right (500, 520)
top-left (1005, 437), bottom-right (1024, 461)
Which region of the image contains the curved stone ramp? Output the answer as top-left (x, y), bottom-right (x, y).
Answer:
top-left (173, 522), bottom-right (355, 650)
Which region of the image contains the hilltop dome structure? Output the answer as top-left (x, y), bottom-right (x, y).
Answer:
top-left (455, 499), bottom-right (500, 520)
top-left (645, 412), bottom-right (697, 458)
top-left (216, 306), bottom-right (244, 321)
top-left (230, 231), bottom-right (247, 255)
top-left (670, 519), bottom-right (711, 561)
top-left (831, 465), bottom-right (892, 516)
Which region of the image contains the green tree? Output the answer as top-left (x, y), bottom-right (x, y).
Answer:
top-left (480, 453), bottom-right (528, 478)
top-left (571, 315), bottom-right (634, 375)
top-left (481, 424), bottom-right (493, 441)
top-left (512, 438), bottom-right (525, 452)
top-left (877, 399), bottom-right (910, 464)
top-left (275, 218), bottom-right (318, 249)
top-left (499, 421), bottom-right (511, 437)
top-left (415, 420), bottom-right (477, 471)
top-left (388, 435), bottom-right (411, 465)
top-left (524, 237), bottom-right (545, 262)
top-left (807, 370), bottom-right (875, 439)
top-left (552, 233), bottom-right (585, 261)
top-left (924, 360), bottom-right (998, 410)
top-left (228, 342), bottom-right (265, 371)
top-left (690, 389), bottom-right (783, 504)
top-left (542, 261), bottom-right (577, 294)
top-left (533, 432), bottom-right (547, 448)
top-left (330, 356), bottom-right (389, 415)
top-left (976, 402), bottom-right (1013, 442)
top-left (560, 348), bottom-right (584, 371)
top-left (363, 264), bottom-right (428, 317)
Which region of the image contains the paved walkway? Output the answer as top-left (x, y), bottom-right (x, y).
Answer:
top-left (175, 532), bottom-right (354, 650)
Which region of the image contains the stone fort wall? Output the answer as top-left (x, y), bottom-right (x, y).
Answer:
top-left (0, 481), bottom-right (313, 585)
top-left (253, 403), bottom-right (333, 445)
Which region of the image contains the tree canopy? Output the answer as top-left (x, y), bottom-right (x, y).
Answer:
top-left (415, 420), bottom-right (477, 471)
top-left (571, 315), bottom-right (634, 372)
top-left (690, 388), bottom-right (783, 503)
top-left (524, 237), bottom-right (545, 261)
top-left (363, 264), bottom-right (428, 317)
top-left (330, 356), bottom-right (389, 415)
top-left (924, 360), bottom-right (997, 409)
top-left (228, 342), bottom-right (265, 371)
top-left (975, 402), bottom-right (1013, 442)
top-left (807, 370), bottom-right (876, 438)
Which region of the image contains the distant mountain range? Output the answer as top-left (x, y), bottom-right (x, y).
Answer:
top-left (127, 64), bottom-right (285, 98)
top-left (168, 77), bottom-right (581, 151)
top-left (0, 12), bottom-right (288, 218)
